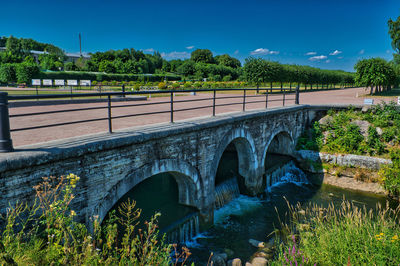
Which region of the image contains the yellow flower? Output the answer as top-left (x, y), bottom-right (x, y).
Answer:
top-left (70, 210), bottom-right (76, 216)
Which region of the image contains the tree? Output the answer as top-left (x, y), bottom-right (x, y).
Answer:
top-left (215, 54), bottom-right (241, 68)
top-left (191, 49), bottom-right (214, 64)
top-left (354, 58), bottom-right (396, 94)
top-left (243, 57), bottom-right (268, 90)
top-left (0, 64), bottom-right (16, 83)
top-left (388, 16), bottom-right (400, 64)
top-left (98, 60), bottom-right (116, 73)
top-left (177, 60), bottom-right (196, 77)
top-left (388, 16), bottom-right (400, 54)
top-left (15, 64), bottom-right (40, 84)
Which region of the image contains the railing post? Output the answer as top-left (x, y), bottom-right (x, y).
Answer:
top-left (170, 92), bottom-right (174, 123)
top-left (295, 86), bottom-right (300, 104)
top-left (283, 89), bottom-right (286, 106)
top-left (212, 89), bottom-right (216, 116)
top-left (107, 95), bottom-right (112, 133)
top-left (242, 89), bottom-right (246, 112)
top-left (122, 84), bottom-right (126, 98)
top-left (265, 90), bottom-right (268, 109)
top-left (0, 92), bottom-right (13, 152)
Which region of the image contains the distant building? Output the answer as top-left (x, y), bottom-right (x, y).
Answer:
top-left (65, 52), bottom-right (91, 63)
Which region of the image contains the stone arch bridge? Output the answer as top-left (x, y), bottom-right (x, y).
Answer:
top-left (0, 105), bottom-right (323, 227)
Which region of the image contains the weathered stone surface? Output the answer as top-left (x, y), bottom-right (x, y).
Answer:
top-left (251, 257), bottom-right (268, 266)
top-left (376, 127), bottom-right (383, 136)
top-left (296, 150), bottom-right (391, 170)
top-left (0, 105), bottom-right (312, 228)
top-left (352, 120), bottom-right (371, 137)
top-left (318, 115), bottom-right (333, 126)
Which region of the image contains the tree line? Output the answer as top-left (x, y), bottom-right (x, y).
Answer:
top-left (243, 58), bottom-right (355, 89)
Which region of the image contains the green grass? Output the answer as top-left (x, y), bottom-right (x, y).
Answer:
top-left (272, 200), bottom-right (400, 265)
top-left (371, 88), bottom-right (400, 97)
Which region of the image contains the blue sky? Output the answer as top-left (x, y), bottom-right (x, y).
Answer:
top-left (1, 0), bottom-right (399, 71)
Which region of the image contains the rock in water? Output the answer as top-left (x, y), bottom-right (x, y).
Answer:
top-left (251, 257), bottom-right (268, 266)
top-left (228, 258), bottom-right (242, 266)
top-left (249, 239), bottom-right (265, 248)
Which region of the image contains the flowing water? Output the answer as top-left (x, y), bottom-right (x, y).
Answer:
top-left (186, 158), bottom-right (396, 264)
top-left (107, 153), bottom-right (395, 264)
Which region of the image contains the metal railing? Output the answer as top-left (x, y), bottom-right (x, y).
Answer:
top-left (0, 87), bottom-right (300, 152)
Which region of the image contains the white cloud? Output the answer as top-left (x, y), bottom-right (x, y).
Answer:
top-left (325, 60), bottom-right (331, 63)
top-left (186, 46), bottom-right (195, 50)
top-left (160, 51), bottom-right (191, 59)
top-left (306, 52), bottom-right (317, 55)
top-left (329, 50), bottom-right (342, 56)
top-left (142, 48), bottom-right (155, 53)
top-left (386, 49), bottom-right (392, 54)
top-left (359, 49), bottom-right (365, 55)
top-left (309, 55), bottom-right (327, 61)
top-left (250, 48), bottom-right (279, 55)
top-left (234, 50), bottom-right (239, 55)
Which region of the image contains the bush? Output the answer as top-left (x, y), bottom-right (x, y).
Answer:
top-left (0, 63), bottom-right (16, 83)
top-left (36, 71), bottom-right (181, 83)
top-left (16, 64), bottom-right (40, 84)
top-left (172, 83), bottom-right (180, 89)
top-left (158, 82), bottom-right (167, 90)
top-left (183, 82), bottom-right (192, 89)
top-left (379, 149), bottom-right (400, 196)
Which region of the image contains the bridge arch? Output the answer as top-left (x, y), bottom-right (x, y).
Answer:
top-left (90, 159), bottom-right (202, 225)
top-left (261, 130), bottom-right (295, 170)
top-left (210, 127), bottom-right (258, 189)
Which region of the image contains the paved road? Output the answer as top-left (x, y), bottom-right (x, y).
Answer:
top-left (7, 87), bottom-right (396, 147)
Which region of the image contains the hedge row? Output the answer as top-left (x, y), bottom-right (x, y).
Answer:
top-left (35, 71), bottom-right (181, 82)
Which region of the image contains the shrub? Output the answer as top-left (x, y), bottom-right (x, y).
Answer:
top-left (16, 64), bottom-right (40, 84)
top-left (183, 82), bottom-right (192, 89)
top-left (379, 149), bottom-right (400, 196)
top-left (158, 82), bottom-right (167, 90)
top-left (0, 63), bottom-right (16, 83)
top-left (172, 83), bottom-right (180, 89)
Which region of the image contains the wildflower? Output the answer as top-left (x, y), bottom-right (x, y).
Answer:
top-left (391, 235), bottom-right (398, 242)
top-left (70, 210), bottom-right (76, 216)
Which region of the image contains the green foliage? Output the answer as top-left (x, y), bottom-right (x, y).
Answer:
top-left (190, 49), bottom-right (214, 64)
top-left (354, 58), bottom-right (396, 94)
top-left (0, 63), bottom-right (16, 83)
top-left (15, 64), bottom-right (40, 84)
top-left (214, 54), bottom-right (241, 68)
top-left (244, 57), bottom-right (353, 88)
top-left (158, 82), bottom-right (167, 90)
top-left (301, 106), bottom-right (399, 156)
top-left (37, 71), bottom-right (181, 82)
top-left (273, 200), bottom-right (400, 265)
top-left (366, 126), bottom-right (385, 155)
top-left (388, 16), bottom-right (400, 54)
top-left (296, 122), bottom-right (323, 151)
top-left (379, 149), bottom-right (400, 196)
top-left (0, 174), bottom-right (173, 265)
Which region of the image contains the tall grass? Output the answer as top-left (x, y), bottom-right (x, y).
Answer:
top-left (273, 199), bottom-right (400, 265)
top-left (0, 174), bottom-right (192, 265)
